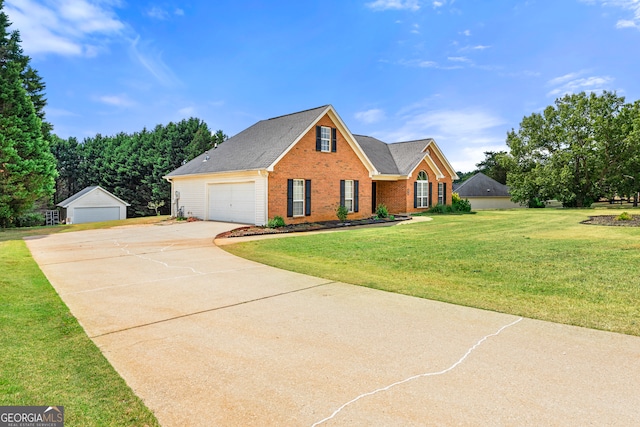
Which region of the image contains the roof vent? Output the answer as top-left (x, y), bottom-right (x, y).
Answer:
top-left (203, 151), bottom-right (210, 162)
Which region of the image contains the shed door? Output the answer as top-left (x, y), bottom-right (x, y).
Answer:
top-left (73, 207), bottom-right (120, 224)
top-left (208, 182), bottom-right (255, 224)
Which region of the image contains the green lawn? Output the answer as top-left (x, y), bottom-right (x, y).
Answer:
top-left (224, 209), bottom-right (640, 336)
top-left (0, 219), bottom-right (163, 426)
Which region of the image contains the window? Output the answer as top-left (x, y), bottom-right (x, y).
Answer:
top-left (416, 171), bottom-right (429, 208)
top-left (320, 126), bottom-right (331, 152)
top-left (438, 182), bottom-right (444, 205)
top-left (293, 179), bottom-right (304, 216)
top-left (344, 180), bottom-right (354, 212)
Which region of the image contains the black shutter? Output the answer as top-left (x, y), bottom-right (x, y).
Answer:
top-left (331, 128), bottom-right (337, 152)
top-left (316, 126), bottom-right (321, 151)
top-left (371, 182), bottom-right (377, 213)
top-left (305, 180), bottom-right (311, 216)
top-left (287, 179), bottom-right (294, 217)
top-left (340, 180), bottom-right (345, 207)
top-left (354, 180), bottom-right (359, 212)
top-left (429, 182), bottom-right (433, 207)
top-left (414, 181), bottom-right (418, 209)
top-left (443, 182), bottom-right (447, 204)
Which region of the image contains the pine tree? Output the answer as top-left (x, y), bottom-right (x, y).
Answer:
top-left (0, 2), bottom-right (56, 227)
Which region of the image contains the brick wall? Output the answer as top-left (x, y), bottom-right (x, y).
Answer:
top-left (375, 181), bottom-right (408, 214)
top-left (269, 114), bottom-right (373, 224)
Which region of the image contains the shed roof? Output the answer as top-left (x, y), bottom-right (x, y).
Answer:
top-left (453, 172), bottom-right (511, 197)
top-left (57, 186), bottom-right (131, 208)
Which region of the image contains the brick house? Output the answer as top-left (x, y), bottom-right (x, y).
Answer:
top-left (164, 105), bottom-right (458, 225)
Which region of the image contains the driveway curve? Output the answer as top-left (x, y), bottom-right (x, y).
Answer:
top-left (26, 221), bottom-right (640, 426)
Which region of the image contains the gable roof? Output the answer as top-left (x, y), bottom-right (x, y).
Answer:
top-left (57, 186), bottom-right (130, 208)
top-left (166, 106), bottom-right (331, 177)
top-left (453, 172), bottom-right (511, 197)
top-left (165, 105), bottom-right (457, 181)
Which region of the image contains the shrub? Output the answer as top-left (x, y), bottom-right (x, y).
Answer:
top-left (13, 212), bottom-right (45, 228)
top-left (267, 216), bottom-right (286, 228)
top-left (375, 204), bottom-right (389, 219)
top-left (528, 197), bottom-right (546, 208)
top-left (452, 197), bottom-right (471, 213)
top-left (452, 192), bottom-right (462, 204)
top-left (428, 204), bottom-right (450, 214)
top-left (616, 211), bottom-right (632, 221)
top-left (336, 205), bottom-right (349, 222)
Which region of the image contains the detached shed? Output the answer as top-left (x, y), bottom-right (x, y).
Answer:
top-left (57, 186), bottom-right (130, 224)
top-left (453, 173), bottom-right (522, 210)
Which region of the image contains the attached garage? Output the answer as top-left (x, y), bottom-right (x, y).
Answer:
top-left (57, 186), bottom-right (130, 224)
top-left (208, 182), bottom-right (256, 224)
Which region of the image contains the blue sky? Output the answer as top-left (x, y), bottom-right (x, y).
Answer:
top-left (5, 0), bottom-right (640, 172)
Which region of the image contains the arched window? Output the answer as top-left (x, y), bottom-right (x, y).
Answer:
top-left (416, 171), bottom-right (429, 208)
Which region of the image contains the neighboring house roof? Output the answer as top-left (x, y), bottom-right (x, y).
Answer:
top-left (57, 186), bottom-right (131, 207)
top-left (454, 172), bottom-right (511, 197)
top-left (166, 105), bottom-right (458, 180)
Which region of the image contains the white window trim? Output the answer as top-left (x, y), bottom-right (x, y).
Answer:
top-left (438, 182), bottom-right (444, 205)
top-left (344, 180), bottom-right (354, 213)
top-left (320, 126), bottom-right (331, 152)
top-left (293, 179), bottom-right (305, 217)
top-left (417, 171), bottom-right (428, 208)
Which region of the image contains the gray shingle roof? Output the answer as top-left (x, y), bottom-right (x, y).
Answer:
top-left (166, 105), bottom-right (330, 177)
top-left (56, 186), bottom-right (130, 207)
top-left (387, 139), bottom-right (433, 175)
top-left (454, 172), bottom-right (511, 197)
top-left (166, 105), bottom-right (454, 180)
top-left (353, 135), bottom-right (400, 174)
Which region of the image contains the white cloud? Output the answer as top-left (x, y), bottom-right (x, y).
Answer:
top-left (448, 56), bottom-right (470, 62)
top-left (355, 108), bottom-right (386, 124)
top-left (366, 0), bottom-right (421, 11)
top-left (178, 106), bottom-right (196, 117)
top-left (96, 94), bottom-right (135, 107)
top-left (433, 1), bottom-right (444, 7)
top-left (129, 36), bottom-right (181, 87)
top-left (46, 107), bottom-right (80, 117)
top-left (373, 106), bottom-right (508, 172)
top-left (400, 59), bottom-right (464, 70)
top-left (147, 6), bottom-right (170, 20)
top-left (546, 71), bottom-right (614, 97)
top-left (461, 29), bottom-right (471, 36)
top-left (146, 6), bottom-right (184, 19)
top-left (583, 0), bottom-right (640, 30)
top-left (5, 0), bottom-right (124, 56)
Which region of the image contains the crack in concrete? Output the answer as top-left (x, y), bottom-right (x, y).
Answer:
top-left (90, 281), bottom-right (336, 339)
top-left (311, 317), bottom-right (524, 426)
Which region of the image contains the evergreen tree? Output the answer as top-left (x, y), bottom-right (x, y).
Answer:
top-left (0, 3), bottom-right (56, 226)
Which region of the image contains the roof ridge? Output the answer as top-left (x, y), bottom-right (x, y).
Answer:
top-left (389, 138), bottom-right (434, 145)
top-left (266, 105), bottom-right (330, 121)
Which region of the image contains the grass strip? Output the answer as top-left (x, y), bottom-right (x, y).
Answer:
top-left (0, 239), bottom-right (159, 426)
top-left (224, 209), bottom-right (640, 336)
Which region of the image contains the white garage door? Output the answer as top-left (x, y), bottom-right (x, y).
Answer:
top-left (208, 182), bottom-right (255, 224)
top-left (73, 207), bottom-right (120, 224)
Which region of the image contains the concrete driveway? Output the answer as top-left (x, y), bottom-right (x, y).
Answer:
top-left (26, 222), bottom-right (640, 426)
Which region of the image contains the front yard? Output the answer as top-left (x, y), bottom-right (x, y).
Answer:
top-left (223, 209), bottom-right (640, 336)
top-left (0, 219), bottom-right (165, 426)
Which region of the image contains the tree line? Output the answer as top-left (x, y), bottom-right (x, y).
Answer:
top-left (460, 91), bottom-right (640, 208)
top-left (1, 1), bottom-right (225, 226)
top-left (51, 125), bottom-right (226, 217)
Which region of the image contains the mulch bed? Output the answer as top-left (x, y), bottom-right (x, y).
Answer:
top-left (581, 215), bottom-right (640, 227)
top-left (215, 216), bottom-right (411, 239)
